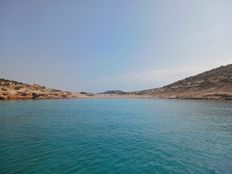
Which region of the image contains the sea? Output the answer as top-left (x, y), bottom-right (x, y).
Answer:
top-left (0, 99), bottom-right (232, 174)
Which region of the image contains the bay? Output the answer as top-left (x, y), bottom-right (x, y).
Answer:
top-left (0, 99), bottom-right (232, 174)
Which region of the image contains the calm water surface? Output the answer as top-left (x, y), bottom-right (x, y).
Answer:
top-left (0, 99), bottom-right (232, 174)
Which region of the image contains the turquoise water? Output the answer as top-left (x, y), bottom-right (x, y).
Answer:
top-left (0, 99), bottom-right (232, 174)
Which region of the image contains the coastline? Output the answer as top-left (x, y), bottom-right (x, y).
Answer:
top-left (1, 93), bottom-right (232, 101)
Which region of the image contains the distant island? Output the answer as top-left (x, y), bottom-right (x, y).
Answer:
top-left (1, 64), bottom-right (232, 100)
top-left (99, 90), bottom-right (127, 95)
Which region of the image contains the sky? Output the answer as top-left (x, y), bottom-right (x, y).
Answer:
top-left (1, 0), bottom-right (232, 92)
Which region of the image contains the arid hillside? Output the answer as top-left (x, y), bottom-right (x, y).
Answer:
top-left (1, 64), bottom-right (232, 100)
top-left (133, 64), bottom-right (232, 100)
top-left (0, 79), bottom-right (87, 100)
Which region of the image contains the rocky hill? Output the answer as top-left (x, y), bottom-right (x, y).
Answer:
top-left (0, 79), bottom-right (87, 100)
top-left (1, 64), bottom-right (232, 100)
top-left (133, 64), bottom-right (232, 100)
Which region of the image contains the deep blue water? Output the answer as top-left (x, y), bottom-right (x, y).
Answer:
top-left (0, 99), bottom-right (232, 174)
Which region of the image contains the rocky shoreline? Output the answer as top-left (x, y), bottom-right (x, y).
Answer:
top-left (1, 64), bottom-right (232, 100)
top-left (0, 79), bottom-right (88, 100)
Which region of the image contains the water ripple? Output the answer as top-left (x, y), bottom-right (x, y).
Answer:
top-left (0, 99), bottom-right (232, 173)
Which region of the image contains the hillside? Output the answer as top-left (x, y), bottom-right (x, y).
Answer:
top-left (133, 64), bottom-right (232, 100)
top-left (0, 79), bottom-right (87, 100)
top-left (1, 64), bottom-right (232, 100)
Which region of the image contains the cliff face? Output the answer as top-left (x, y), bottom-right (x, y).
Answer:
top-left (0, 79), bottom-right (86, 100)
top-left (134, 64), bottom-right (232, 100)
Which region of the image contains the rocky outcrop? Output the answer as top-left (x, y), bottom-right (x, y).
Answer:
top-left (133, 64), bottom-right (232, 100)
top-left (0, 79), bottom-right (88, 100)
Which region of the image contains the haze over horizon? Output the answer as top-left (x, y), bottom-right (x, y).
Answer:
top-left (1, 0), bottom-right (232, 92)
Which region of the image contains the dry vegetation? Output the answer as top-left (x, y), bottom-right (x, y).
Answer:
top-left (132, 64), bottom-right (232, 100)
top-left (0, 79), bottom-right (87, 100)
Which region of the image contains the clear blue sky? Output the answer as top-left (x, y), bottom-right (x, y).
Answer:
top-left (1, 0), bottom-right (232, 92)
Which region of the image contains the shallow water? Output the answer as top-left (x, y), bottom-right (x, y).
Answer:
top-left (0, 99), bottom-right (232, 174)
